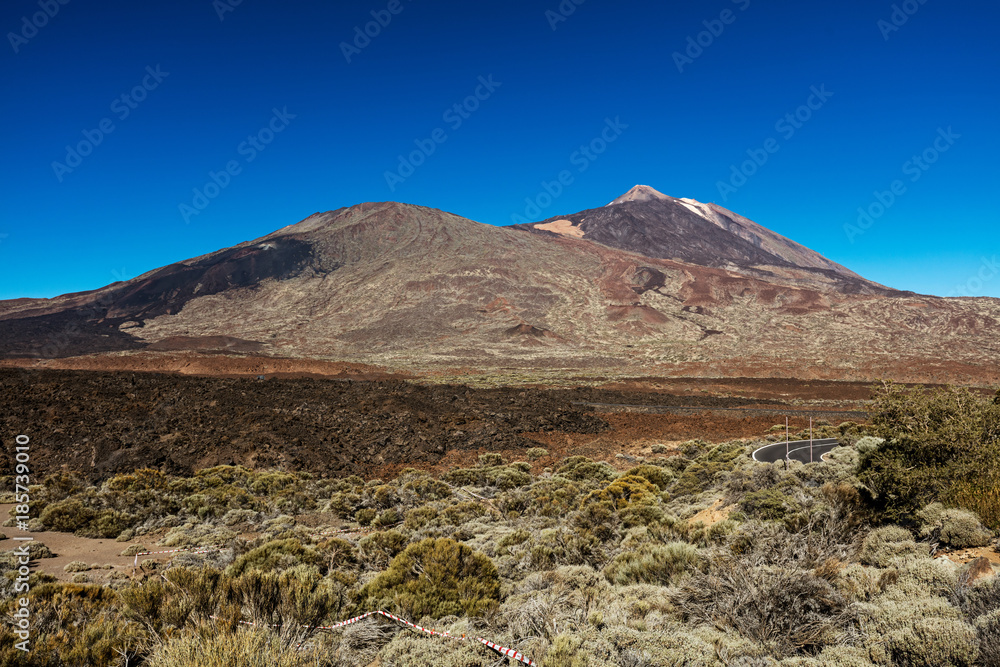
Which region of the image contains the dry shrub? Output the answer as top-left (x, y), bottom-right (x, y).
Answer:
top-left (379, 630), bottom-right (490, 667)
top-left (145, 627), bottom-right (320, 667)
top-left (951, 575), bottom-right (1000, 666)
top-left (671, 556), bottom-right (851, 657)
top-left (857, 594), bottom-right (978, 666)
top-left (858, 525), bottom-right (925, 567)
top-left (916, 502), bottom-right (993, 548)
top-left (501, 566), bottom-right (611, 642)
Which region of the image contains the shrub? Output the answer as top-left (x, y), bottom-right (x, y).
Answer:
top-left (739, 488), bottom-right (801, 522)
top-left (672, 558), bottom-right (850, 657)
top-left (226, 539), bottom-right (323, 577)
top-left (400, 477), bottom-right (452, 502)
top-left (603, 542), bottom-right (698, 586)
top-left (379, 631), bottom-right (490, 666)
top-left (404, 505), bottom-right (438, 530)
top-left (858, 526), bottom-right (925, 567)
top-left (557, 457), bottom-right (618, 484)
top-left (361, 538), bottom-right (501, 619)
top-left (64, 561), bottom-right (90, 573)
top-left (523, 477), bottom-right (585, 517)
top-left (357, 530), bottom-right (407, 570)
top-left (526, 447), bottom-right (549, 461)
top-left (478, 453), bottom-right (504, 467)
top-left (444, 464), bottom-right (532, 491)
top-left (623, 464), bottom-right (674, 491)
top-left (858, 384), bottom-right (1000, 525)
top-left (373, 509), bottom-right (401, 529)
top-left (355, 508), bottom-right (377, 526)
top-left (39, 499), bottom-right (97, 533)
top-left (916, 503), bottom-right (993, 548)
top-left (583, 475), bottom-right (658, 510)
top-left (864, 607), bottom-right (979, 666)
top-left (145, 627), bottom-right (321, 666)
top-left (671, 442), bottom-right (746, 497)
top-left (854, 436), bottom-right (884, 461)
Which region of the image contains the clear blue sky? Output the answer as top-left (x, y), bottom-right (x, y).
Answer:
top-left (1, 0), bottom-right (997, 299)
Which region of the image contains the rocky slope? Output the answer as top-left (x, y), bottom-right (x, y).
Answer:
top-left (1, 192), bottom-right (998, 385)
top-left (520, 185), bottom-right (882, 295)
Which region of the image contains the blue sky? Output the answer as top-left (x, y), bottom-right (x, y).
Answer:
top-left (1, 0), bottom-right (997, 299)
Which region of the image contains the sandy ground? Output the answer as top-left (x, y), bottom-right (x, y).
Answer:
top-left (942, 545), bottom-right (1000, 567)
top-left (689, 498), bottom-right (736, 527)
top-left (532, 219), bottom-right (586, 238)
top-left (1, 503), bottom-right (150, 583)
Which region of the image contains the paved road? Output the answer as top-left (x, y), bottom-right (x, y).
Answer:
top-left (573, 402), bottom-right (866, 419)
top-left (752, 438), bottom-right (841, 464)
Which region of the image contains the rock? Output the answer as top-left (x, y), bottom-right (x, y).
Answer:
top-left (962, 557), bottom-right (996, 585)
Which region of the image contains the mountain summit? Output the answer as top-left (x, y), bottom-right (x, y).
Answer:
top-left (521, 186), bottom-right (874, 293)
top-left (607, 184), bottom-right (672, 205)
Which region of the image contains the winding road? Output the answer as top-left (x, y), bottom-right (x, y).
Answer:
top-left (752, 438), bottom-right (841, 464)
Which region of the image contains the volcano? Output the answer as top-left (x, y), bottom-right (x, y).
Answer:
top-left (1, 189), bottom-right (998, 384)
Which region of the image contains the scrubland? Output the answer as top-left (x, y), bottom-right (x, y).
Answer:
top-left (1, 384), bottom-right (998, 666)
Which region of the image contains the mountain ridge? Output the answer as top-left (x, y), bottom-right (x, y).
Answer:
top-left (1, 192), bottom-right (997, 385)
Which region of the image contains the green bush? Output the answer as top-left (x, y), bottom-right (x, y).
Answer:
top-left (739, 488), bottom-right (801, 522)
top-left (858, 384), bottom-right (1000, 525)
top-left (355, 508), bottom-right (377, 526)
top-left (526, 447), bottom-right (549, 461)
top-left (226, 539), bottom-right (323, 577)
top-left (444, 463), bottom-right (532, 490)
top-left (361, 538), bottom-right (501, 619)
top-left (557, 457), bottom-right (618, 484)
top-left (603, 542), bottom-right (698, 586)
top-left (623, 464), bottom-right (674, 491)
top-left (357, 530), bottom-right (407, 570)
top-left (582, 475), bottom-right (658, 510)
top-left (39, 498), bottom-right (97, 533)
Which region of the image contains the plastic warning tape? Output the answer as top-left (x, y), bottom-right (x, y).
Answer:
top-left (309, 523), bottom-right (402, 539)
top-left (132, 544), bottom-right (223, 566)
top-left (211, 610), bottom-right (536, 665)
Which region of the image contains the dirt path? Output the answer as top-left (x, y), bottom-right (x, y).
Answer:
top-left (1, 503), bottom-right (147, 583)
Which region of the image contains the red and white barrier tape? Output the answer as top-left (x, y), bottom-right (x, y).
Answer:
top-left (132, 544), bottom-right (223, 566)
top-left (210, 610), bottom-right (536, 665)
top-left (309, 523), bottom-right (402, 539)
